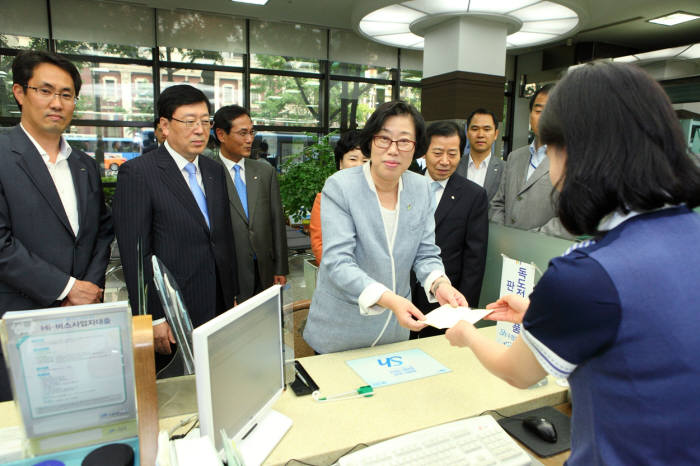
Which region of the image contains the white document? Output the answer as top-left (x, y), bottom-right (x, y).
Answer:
top-left (421, 305), bottom-right (491, 329)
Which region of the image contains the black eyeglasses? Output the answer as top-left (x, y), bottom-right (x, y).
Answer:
top-left (373, 135), bottom-right (416, 152)
top-left (171, 117), bottom-right (213, 129)
top-left (24, 85), bottom-right (78, 103)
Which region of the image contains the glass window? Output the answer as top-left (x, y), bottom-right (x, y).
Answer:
top-left (329, 81), bottom-right (392, 129)
top-left (401, 48), bottom-right (423, 82)
top-left (250, 74), bottom-right (320, 126)
top-left (330, 29), bottom-right (397, 74)
top-left (1, 54), bottom-right (20, 118)
top-left (72, 61), bottom-right (154, 121)
top-left (65, 125), bottom-right (151, 176)
top-left (158, 10), bottom-right (245, 65)
top-left (0, 0), bottom-right (49, 40)
top-left (400, 86), bottom-right (421, 111)
top-left (250, 21), bottom-right (326, 72)
top-left (0, 35), bottom-right (47, 50)
top-left (253, 131), bottom-right (316, 169)
top-left (161, 68), bottom-right (243, 111)
top-left (330, 62), bottom-right (392, 80)
top-left (52, 0), bottom-right (154, 59)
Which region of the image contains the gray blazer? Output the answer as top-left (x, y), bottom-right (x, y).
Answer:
top-left (304, 164), bottom-right (444, 354)
top-left (215, 156), bottom-right (288, 303)
top-left (489, 145), bottom-right (572, 239)
top-left (455, 154), bottom-right (504, 202)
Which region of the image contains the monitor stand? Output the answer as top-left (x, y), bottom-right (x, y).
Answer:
top-left (238, 410), bottom-right (292, 466)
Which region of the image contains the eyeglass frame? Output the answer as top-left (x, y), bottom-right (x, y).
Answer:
top-left (372, 135), bottom-right (416, 152)
top-left (170, 117), bottom-right (213, 129)
top-left (24, 85), bottom-right (78, 103)
top-left (232, 129), bottom-right (256, 138)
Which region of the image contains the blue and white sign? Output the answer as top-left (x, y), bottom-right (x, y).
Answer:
top-left (346, 349), bottom-right (450, 388)
top-left (496, 255), bottom-right (535, 347)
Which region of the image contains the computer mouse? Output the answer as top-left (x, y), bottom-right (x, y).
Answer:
top-left (522, 416), bottom-right (558, 443)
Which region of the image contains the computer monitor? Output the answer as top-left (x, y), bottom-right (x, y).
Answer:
top-left (193, 285), bottom-right (292, 463)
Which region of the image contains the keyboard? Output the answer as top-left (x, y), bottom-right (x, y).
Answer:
top-left (338, 415), bottom-right (531, 466)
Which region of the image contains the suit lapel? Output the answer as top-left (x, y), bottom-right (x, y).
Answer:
top-left (67, 153), bottom-right (88, 238)
top-left (245, 160), bottom-right (260, 225)
top-left (483, 156), bottom-right (500, 196)
top-left (11, 127), bottom-right (74, 236)
top-left (156, 147), bottom-right (210, 232)
top-left (217, 155), bottom-right (248, 225)
top-left (518, 156), bottom-right (549, 195)
top-left (435, 176), bottom-right (462, 227)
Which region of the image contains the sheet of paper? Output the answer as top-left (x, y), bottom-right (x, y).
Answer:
top-left (346, 349), bottom-right (450, 388)
top-left (421, 305), bottom-right (492, 329)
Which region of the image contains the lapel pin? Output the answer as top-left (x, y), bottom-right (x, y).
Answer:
top-left (407, 204), bottom-right (412, 210)
top-left (451, 195), bottom-right (455, 200)
top-left (254, 176), bottom-right (258, 180)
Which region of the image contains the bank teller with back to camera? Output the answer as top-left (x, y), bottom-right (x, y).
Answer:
top-left (304, 101), bottom-right (467, 354)
top-left (445, 62), bottom-right (700, 464)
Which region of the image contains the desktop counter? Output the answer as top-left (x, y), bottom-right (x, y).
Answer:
top-left (0, 327), bottom-right (570, 465)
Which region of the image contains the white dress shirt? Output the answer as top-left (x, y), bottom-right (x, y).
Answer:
top-left (424, 170), bottom-right (448, 207)
top-left (164, 140), bottom-right (205, 194)
top-left (20, 123), bottom-right (78, 300)
top-left (527, 142), bottom-right (547, 181)
top-left (466, 152), bottom-right (491, 188)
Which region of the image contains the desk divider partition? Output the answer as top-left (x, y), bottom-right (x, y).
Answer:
top-left (132, 315), bottom-right (158, 466)
top-left (477, 223), bottom-right (577, 315)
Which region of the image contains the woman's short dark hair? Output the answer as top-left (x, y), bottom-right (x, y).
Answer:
top-left (539, 61), bottom-right (700, 236)
top-left (157, 85), bottom-right (211, 121)
top-left (359, 101), bottom-right (427, 159)
top-left (333, 130), bottom-right (363, 169)
top-left (12, 50), bottom-right (82, 109)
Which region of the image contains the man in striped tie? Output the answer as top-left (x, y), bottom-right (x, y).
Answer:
top-left (113, 85), bottom-right (239, 364)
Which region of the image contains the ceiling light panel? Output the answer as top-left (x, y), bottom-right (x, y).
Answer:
top-left (519, 18), bottom-right (578, 34)
top-left (506, 31), bottom-right (557, 47)
top-left (648, 12), bottom-right (699, 26)
top-left (363, 5), bottom-right (425, 23)
top-left (374, 33), bottom-right (425, 48)
top-left (467, 0), bottom-right (539, 14)
top-left (510, 1), bottom-right (577, 22)
top-left (679, 44), bottom-right (700, 59)
top-left (231, 0), bottom-right (268, 4)
top-left (634, 46), bottom-right (690, 61)
top-left (402, 0), bottom-right (469, 15)
top-left (360, 21), bottom-right (411, 36)
top-left (612, 55), bottom-right (639, 63)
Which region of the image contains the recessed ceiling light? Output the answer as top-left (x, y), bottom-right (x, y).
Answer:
top-left (232, 0), bottom-right (268, 5)
top-left (648, 12), bottom-right (699, 26)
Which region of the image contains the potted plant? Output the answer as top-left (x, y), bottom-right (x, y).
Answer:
top-left (279, 132), bottom-right (337, 227)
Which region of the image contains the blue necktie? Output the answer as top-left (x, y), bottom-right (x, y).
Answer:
top-left (184, 162), bottom-right (210, 228)
top-left (233, 165), bottom-right (248, 219)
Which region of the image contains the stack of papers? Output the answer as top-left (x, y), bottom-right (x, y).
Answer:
top-left (421, 305), bottom-right (491, 329)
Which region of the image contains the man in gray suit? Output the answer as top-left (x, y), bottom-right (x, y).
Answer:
top-left (0, 51), bottom-right (113, 399)
top-left (456, 108), bottom-right (504, 202)
top-left (490, 84), bottom-right (572, 238)
top-left (213, 105), bottom-right (288, 303)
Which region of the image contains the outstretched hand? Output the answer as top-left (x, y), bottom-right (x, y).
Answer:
top-left (380, 292), bottom-right (427, 331)
top-left (485, 294), bottom-right (530, 323)
top-left (435, 282), bottom-right (468, 308)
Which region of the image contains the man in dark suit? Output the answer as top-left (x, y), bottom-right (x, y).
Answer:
top-left (213, 105), bottom-right (288, 303)
top-left (113, 85), bottom-right (238, 358)
top-left (411, 121), bottom-right (488, 338)
top-left (455, 108), bottom-right (504, 202)
top-left (0, 51), bottom-right (113, 400)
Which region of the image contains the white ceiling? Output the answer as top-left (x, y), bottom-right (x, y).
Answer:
top-left (121, 0), bottom-right (700, 54)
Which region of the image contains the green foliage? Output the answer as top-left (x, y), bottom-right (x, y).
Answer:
top-left (279, 132), bottom-right (337, 223)
top-left (101, 176), bottom-right (117, 206)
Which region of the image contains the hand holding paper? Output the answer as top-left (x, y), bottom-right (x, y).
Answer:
top-left (420, 305), bottom-right (492, 329)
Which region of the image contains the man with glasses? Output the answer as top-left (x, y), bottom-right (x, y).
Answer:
top-left (0, 51), bottom-right (113, 400)
top-left (113, 85), bottom-right (238, 365)
top-left (213, 105), bottom-right (288, 303)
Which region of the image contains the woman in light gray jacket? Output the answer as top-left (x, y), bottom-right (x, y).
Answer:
top-left (304, 101), bottom-right (467, 354)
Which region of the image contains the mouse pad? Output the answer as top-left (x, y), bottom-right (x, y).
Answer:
top-left (498, 406), bottom-right (571, 458)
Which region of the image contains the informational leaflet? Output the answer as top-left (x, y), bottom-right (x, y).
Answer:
top-left (19, 327), bottom-right (126, 418)
top-left (346, 348), bottom-right (450, 388)
top-left (1, 302), bottom-right (135, 438)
